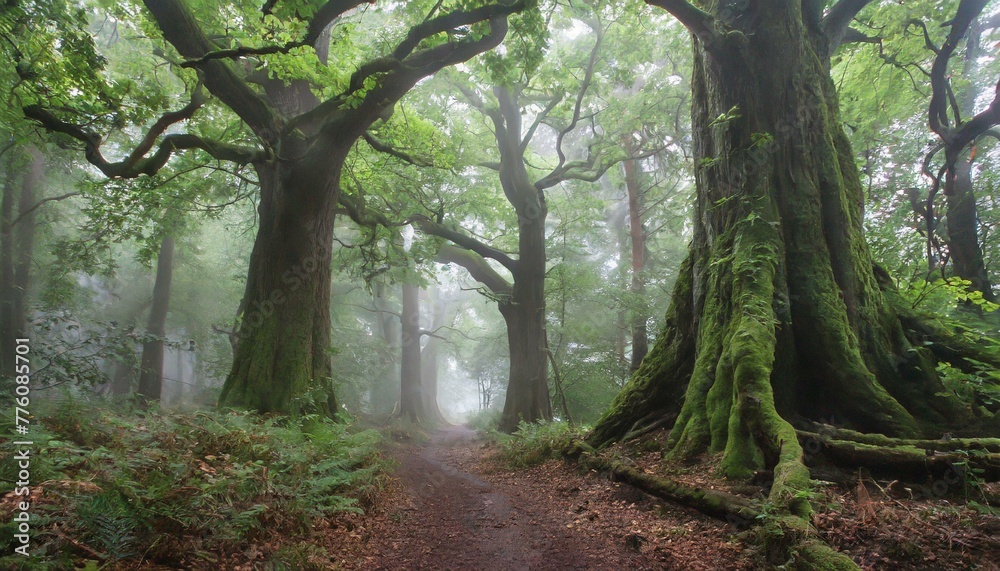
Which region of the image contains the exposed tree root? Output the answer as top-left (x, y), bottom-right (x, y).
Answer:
top-left (797, 430), bottom-right (1000, 482)
top-left (564, 441), bottom-right (759, 523)
top-left (562, 442), bottom-right (860, 570)
top-left (796, 422), bottom-right (1000, 453)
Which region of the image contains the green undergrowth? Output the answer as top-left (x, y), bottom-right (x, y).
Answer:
top-left (0, 397), bottom-right (387, 569)
top-left (464, 407), bottom-right (503, 432)
top-left (489, 420), bottom-right (589, 468)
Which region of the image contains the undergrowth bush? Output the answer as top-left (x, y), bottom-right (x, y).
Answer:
top-left (494, 421), bottom-right (587, 468)
top-left (464, 407), bottom-right (502, 432)
top-left (0, 397), bottom-right (387, 569)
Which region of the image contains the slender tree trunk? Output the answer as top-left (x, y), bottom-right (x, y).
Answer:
top-left (398, 282), bottom-right (427, 421)
top-left (947, 158), bottom-right (994, 301)
top-left (0, 161), bottom-right (17, 379)
top-left (591, 3), bottom-right (975, 490)
top-left (419, 288), bottom-right (452, 424)
top-left (220, 155), bottom-right (342, 416)
top-left (137, 236), bottom-right (175, 403)
top-left (611, 199), bottom-right (630, 366)
top-left (372, 280), bottom-right (402, 414)
top-left (624, 156), bottom-right (650, 369)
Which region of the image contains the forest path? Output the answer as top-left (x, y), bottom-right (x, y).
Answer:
top-left (345, 424), bottom-right (743, 570)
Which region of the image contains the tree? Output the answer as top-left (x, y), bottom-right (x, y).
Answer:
top-left (24, 0), bottom-right (526, 417)
top-left (418, 286), bottom-right (455, 424)
top-left (590, 0), bottom-right (1000, 565)
top-left (398, 281), bottom-right (426, 421)
top-left (0, 147), bottom-right (43, 378)
top-left (136, 235), bottom-right (175, 403)
top-left (416, 3), bottom-right (663, 431)
top-left (921, 4), bottom-right (1000, 301)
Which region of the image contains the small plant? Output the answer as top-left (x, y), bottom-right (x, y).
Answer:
top-left (936, 360), bottom-right (1000, 411)
top-left (495, 420), bottom-right (588, 468)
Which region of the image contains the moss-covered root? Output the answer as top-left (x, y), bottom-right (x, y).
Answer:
top-left (760, 516), bottom-right (859, 571)
top-left (797, 430), bottom-right (1000, 482)
top-left (568, 444), bottom-right (860, 569)
top-left (798, 423), bottom-right (1000, 452)
top-left (572, 448), bottom-right (760, 523)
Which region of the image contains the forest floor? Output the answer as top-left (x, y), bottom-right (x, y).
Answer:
top-left (317, 424), bottom-right (1000, 571)
top-left (325, 424), bottom-right (747, 570)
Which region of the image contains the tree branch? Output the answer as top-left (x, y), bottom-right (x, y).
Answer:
top-left (143, 0), bottom-right (279, 140)
top-left (414, 217), bottom-right (518, 272)
top-left (645, 0), bottom-right (716, 43)
top-left (550, 21), bottom-right (602, 173)
top-left (822, 0), bottom-right (876, 51)
top-left (23, 105), bottom-right (262, 178)
top-left (184, 1), bottom-right (374, 67)
top-left (520, 93), bottom-right (563, 153)
top-left (436, 243), bottom-right (512, 295)
top-left (926, 0), bottom-right (994, 196)
top-left (290, 1), bottom-right (522, 138)
top-left (12, 192), bottom-right (81, 226)
top-left (362, 131), bottom-right (435, 167)
top-left (840, 27), bottom-right (880, 45)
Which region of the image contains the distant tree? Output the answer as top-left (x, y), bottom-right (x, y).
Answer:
top-left (136, 235), bottom-right (175, 403)
top-left (417, 2), bottom-right (662, 431)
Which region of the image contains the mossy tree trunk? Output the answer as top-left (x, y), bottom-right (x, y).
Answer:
top-left (219, 152), bottom-right (342, 416)
top-left (591, 0), bottom-right (984, 502)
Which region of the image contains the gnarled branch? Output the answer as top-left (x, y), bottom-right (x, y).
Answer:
top-left (436, 243), bottom-right (512, 295)
top-left (23, 105), bottom-right (262, 178)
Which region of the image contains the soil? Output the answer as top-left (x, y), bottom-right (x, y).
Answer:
top-left (328, 425), bottom-right (748, 570)
top-left (321, 425), bottom-right (1000, 570)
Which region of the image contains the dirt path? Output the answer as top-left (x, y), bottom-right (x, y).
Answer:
top-left (339, 425), bottom-right (745, 570)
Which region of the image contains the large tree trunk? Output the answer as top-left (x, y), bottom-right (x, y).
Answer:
top-left (137, 235), bottom-right (175, 403)
top-left (591, 2), bottom-right (978, 491)
top-left (498, 210), bottom-right (552, 432)
top-left (219, 155), bottom-right (341, 416)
